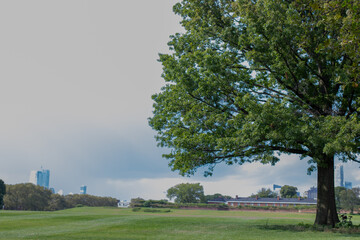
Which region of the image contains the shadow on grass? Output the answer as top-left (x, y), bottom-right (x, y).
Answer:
top-left (257, 223), bottom-right (360, 237)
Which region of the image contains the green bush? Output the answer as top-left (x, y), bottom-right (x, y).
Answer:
top-left (336, 214), bottom-right (353, 228)
top-left (132, 207), bottom-right (141, 212)
top-left (143, 209), bottom-right (171, 213)
top-left (143, 209), bottom-right (161, 212)
top-left (143, 199), bottom-right (170, 208)
top-left (217, 204), bottom-right (229, 210)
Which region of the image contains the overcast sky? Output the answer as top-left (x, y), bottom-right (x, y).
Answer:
top-left (0, 0), bottom-right (359, 201)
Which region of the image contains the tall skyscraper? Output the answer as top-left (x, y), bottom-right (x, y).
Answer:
top-left (29, 169), bottom-right (50, 189)
top-left (80, 185), bottom-right (87, 194)
top-left (29, 170), bottom-right (37, 185)
top-left (335, 164), bottom-right (344, 187)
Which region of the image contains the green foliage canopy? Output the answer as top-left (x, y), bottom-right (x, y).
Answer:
top-left (150, 0), bottom-right (360, 176)
top-left (4, 183), bottom-right (52, 211)
top-left (317, 0), bottom-right (360, 79)
top-left (167, 183), bottom-right (205, 203)
top-left (250, 188), bottom-right (278, 198)
top-left (280, 185), bottom-right (298, 198)
top-left (205, 193), bottom-right (232, 202)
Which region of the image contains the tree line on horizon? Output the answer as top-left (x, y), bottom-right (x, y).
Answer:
top-left (131, 183), bottom-right (360, 213)
top-left (0, 181), bottom-right (118, 211)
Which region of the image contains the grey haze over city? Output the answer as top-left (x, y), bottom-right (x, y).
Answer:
top-left (0, 0), bottom-right (359, 201)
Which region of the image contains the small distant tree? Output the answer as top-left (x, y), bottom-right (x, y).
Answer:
top-left (335, 187), bottom-right (359, 214)
top-left (339, 189), bottom-right (359, 214)
top-left (0, 179), bottom-right (5, 208)
top-left (130, 198), bottom-right (145, 208)
top-left (204, 193), bottom-right (232, 203)
top-left (335, 186), bottom-right (347, 209)
top-left (280, 185), bottom-right (298, 198)
top-left (250, 188), bottom-right (277, 198)
top-left (167, 183), bottom-right (204, 203)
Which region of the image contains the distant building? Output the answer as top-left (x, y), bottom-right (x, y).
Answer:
top-left (335, 164), bottom-right (344, 187)
top-left (29, 168), bottom-right (50, 189)
top-left (345, 181), bottom-right (352, 189)
top-left (273, 184), bottom-right (282, 191)
top-left (37, 169), bottom-right (50, 189)
top-left (29, 171), bottom-right (37, 185)
top-left (273, 184), bottom-right (281, 196)
top-left (50, 188), bottom-right (55, 194)
top-left (80, 185), bottom-right (87, 194)
top-left (57, 189), bottom-right (64, 195)
top-left (307, 187), bottom-right (317, 199)
top-left (118, 200), bottom-right (130, 208)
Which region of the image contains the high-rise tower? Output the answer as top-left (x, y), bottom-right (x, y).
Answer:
top-left (335, 164), bottom-right (344, 187)
top-left (29, 170), bottom-right (37, 185)
top-left (80, 185), bottom-right (87, 194)
top-left (29, 169), bottom-right (50, 189)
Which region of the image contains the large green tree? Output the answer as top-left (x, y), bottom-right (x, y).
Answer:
top-left (149, 0), bottom-right (360, 226)
top-left (167, 183), bottom-right (205, 203)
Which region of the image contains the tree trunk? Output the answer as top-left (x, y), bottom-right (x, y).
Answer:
top-left (314, 155), bottom-right (339, 227)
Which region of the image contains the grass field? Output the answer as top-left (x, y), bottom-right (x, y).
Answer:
top-left (0, 207), bottom-right (360, 240)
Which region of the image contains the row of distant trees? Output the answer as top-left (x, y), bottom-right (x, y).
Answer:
top-left (0, 181), bottom-right (118, 211)
top-left (251, 186), bottom-right (360, 213)
top-left (250, 186), bottom-right (299, 198)
top-left (2, 180), bottom-right (359, 213)
top-left (165, 183), bottom-right (232, 204)
top-left (164, 183), bottom-right (360, 214)
top-left (165, 183), bottom-right (300, 204)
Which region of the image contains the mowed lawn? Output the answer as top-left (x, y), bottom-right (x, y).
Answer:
top-left (0, 207), bottom-right (360, 240)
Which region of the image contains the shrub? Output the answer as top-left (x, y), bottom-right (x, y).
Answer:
top-left (217, 204), bottom-right (229, 210)
top-left (132, 207), bottom-right (141, 212)
top-left (130, 198), bottom-right (146, 208)
top-left (143, 208), bottom-right (161, 212)
top-left (336, 214), bottom-right (353, 228)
